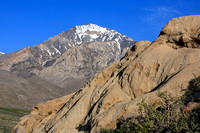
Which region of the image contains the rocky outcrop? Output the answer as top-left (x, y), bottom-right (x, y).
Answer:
top-left (12, 93), bottom-right (75, 133)
top-left (160, 15), bottom-right (200, 48)
top-left (12, 15), bottom-right (200, 133)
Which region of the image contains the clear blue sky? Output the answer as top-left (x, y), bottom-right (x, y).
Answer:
top-left (0, 0), bottom-right (199, 53)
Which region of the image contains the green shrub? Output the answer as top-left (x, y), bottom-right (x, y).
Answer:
top-left (77, 124), bottom-right (83, 130)
top-left (109, 91), bottom-right (200, 133)
top-left (48, 111), bottom-right (52, 115)
top-left (166, 39), bottom-right (171, 43)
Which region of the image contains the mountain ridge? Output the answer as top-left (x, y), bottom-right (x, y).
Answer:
top-left (0, 23), bottom-right (135, 75)
top-left (0, 24), bottom-right (136, 109)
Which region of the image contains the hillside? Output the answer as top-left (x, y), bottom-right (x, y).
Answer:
top-left (0, 70), bottom-right (67, 109)
top-left (0, 107), bottom-right (29, 133)
top-left (12, 15), bottom-right (200, 133)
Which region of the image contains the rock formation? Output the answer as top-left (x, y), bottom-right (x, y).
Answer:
top-left (12, 15), bottom-right (200, 133)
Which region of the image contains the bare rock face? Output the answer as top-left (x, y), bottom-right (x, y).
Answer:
top-left (13, 126), bottom-right (25, 133)
top-left (160, 15), bottom-right (200, 48)
top-left (12, 15), bottom-right (200, 133)
top-left (11, 93), bottom-right (75, 133)
top-left (38, 41), bottom-right (127, 90)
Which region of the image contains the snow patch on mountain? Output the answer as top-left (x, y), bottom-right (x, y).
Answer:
top-left (74, 24), bottom-right (116, 41)
top-left (30, 23), bottom-right (135, 64)
top-left (0, 52), bottom-right (5, 55)
top-left (75, 23), bottom-right (108, 34)
top-left (72, 23), bottom-right (134, 49)
top-left (90, 34), bottom-right (99, 39)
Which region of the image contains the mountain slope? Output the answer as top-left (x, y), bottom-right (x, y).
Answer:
top-left (38, 41), bottom-right (130, 89)
top-left (12, 15), bottom-right (200, 133)
top-left (0, 24), bottom-right (136, 90)
top-left (0, 70), bottom-right (68, 109)
top-left (0, 107), bottom-right (29, 133)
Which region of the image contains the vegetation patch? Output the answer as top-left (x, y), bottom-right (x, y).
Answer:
top-left (48, 111), bottom-right (52, 115)
top-left (0, 107), bottom-right (30, 133)
top-left (76, 124), bottom-right (83, 130)
top-left (166, 39), bottom-right (173, 43)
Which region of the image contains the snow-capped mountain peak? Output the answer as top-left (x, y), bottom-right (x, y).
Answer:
top-left (69, 23), bottom-right (134, 47)
top-left (75, 23), bottom-right (109, 34)
top-left (30, 23), bottom-right (136, 62)
top-left (73, 24), bottom-right (112, 44)
top-left (0, 52), bottom-right (5, 55)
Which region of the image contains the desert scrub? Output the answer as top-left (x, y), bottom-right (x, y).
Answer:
top-left (166, 39), bottom-right (172, 43)
top-left (48, 111), bottom-right (52, 115)
top-left (183, 75), bottom-right (200, 104)
top-left (76, 124), bottom-right (83, 131)
top-left (109, 91), bottom-right (200, 133)
top-left (0, 107), bottom-right (30, 133)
